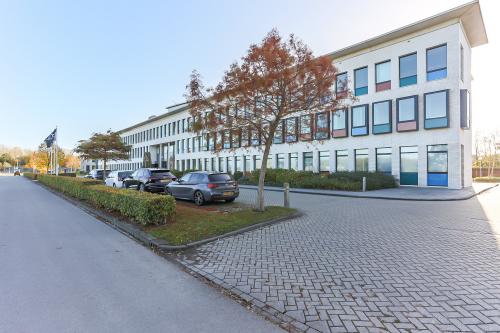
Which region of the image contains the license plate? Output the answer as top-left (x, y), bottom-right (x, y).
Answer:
top-left (223, 191), bottom-right (234, 196)
top-left (161, 179), bottom-right (171, 183)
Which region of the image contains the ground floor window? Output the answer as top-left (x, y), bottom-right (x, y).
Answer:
top-left (319, 151), bottom-right (330, 172)
top-left (204, 158), bottom-right (209, 171)
top-left (227, 156), bottom-right (234, 174)
top-left (244, 155), bottom-right (251, 172)
top-left (376, 148), bottom-right (392, 174)
top-left (276, 153), bottom-right (285, 169)
top-left (235, 156), bottom-right (242, 172)
top-left (400, 146), bottom-right (418, 185)
top-left (303, 152), bottom-right (313, 171)
top-left (211, 157), bottom-right (216, 171)
top-left (266, 155), bottom-right (273, 169)
top-left (218, 157), bottom-right (224, 172)
top-left (355, 149), bottom-right (369, 172)
top-left (289, 153), bottom-right (298, 171)
top-left (427, 144), bottom-right (448, 186)
top-left (254, 155), bottom-right (262, 170)
top-left (336, 150), bottom-right (348, 172)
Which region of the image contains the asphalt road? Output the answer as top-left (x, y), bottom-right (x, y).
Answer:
top-left (0, 175), bottom-right (283, 333)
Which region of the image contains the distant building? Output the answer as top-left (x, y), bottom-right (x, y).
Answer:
top-left (103, 1), bottom-right (487, 189)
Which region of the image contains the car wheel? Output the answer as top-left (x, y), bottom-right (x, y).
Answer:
top-left (139, 184), bottom-right (145, 192)
top-left (225, 198), bottom-right (235, 203)
top-left (193, 191), bottom-right (205, 206)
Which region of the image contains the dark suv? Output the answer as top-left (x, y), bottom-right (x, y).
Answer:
top-left (166, 172), bottom-right (239, 205)
top-left (123, 168), bottom-right (176, 193)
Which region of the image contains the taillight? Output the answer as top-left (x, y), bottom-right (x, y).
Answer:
top-left (207, 183), bottom-right (218, 189)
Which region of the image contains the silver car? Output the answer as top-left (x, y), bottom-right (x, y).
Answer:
top-left (166, 172), bottom-right (239, 206)
top-left (104, 170), bottom-right (133, 188)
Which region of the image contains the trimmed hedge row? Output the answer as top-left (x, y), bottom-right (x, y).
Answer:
top-left (34, 175), bottom-right (175, 225)
top-left (240, 169), bottom-right (396, 191)
top-left (474, 176), bottom-right (500, 183)
top-left (23, 172), bottom-right (37, 180)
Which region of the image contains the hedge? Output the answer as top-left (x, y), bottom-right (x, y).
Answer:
top-left (34, 175), bottom-right (176, 225)
top-left (23, 172), bottom-right (37, 180)
top-left (474, 176), bottom-right (500, 183)
top-left (239, 169), bottom-right (396, 191)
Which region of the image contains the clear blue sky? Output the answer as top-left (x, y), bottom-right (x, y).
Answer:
top-left (0, 0), bottom-right (498, 149)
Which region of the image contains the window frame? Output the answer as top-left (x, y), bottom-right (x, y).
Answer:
top-left (351, 104), bottom-right (369, 136)
top-left (398, 52), bottom-right (417, 87)
top-left (354, 66), bottom-right (368, 96)
top-left (372, 100), bottom-right (392, 135)
top-left (375, 60), bottom-right (391, 92)
top-left (427, 144), bottom-right (448, 186)
top-left (314, 111), bottom-right (330, 140)
top-left (335, 150), bottom-right (349, 172)
top-left (285, 117), bottom-right (298, 143)
top-left (302, 152), bottom-right (313, 172)
top-left (299, 114), bottom-right (313, 141)
top-left (376, 147), bottom-right (392, 174)
top-left (424, 89), bottom-right (449, 129)
top-left (426, 43), bottom-right (447, 81)
top-left (396, 95), bottom-right (419, 132)
top-left (331, 108), bottom-right (348, 138)
top-left (335, 72), bottom-right (348, 98)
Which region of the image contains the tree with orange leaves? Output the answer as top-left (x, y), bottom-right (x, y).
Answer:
top-left (186, 29), bottom-right (350, 211)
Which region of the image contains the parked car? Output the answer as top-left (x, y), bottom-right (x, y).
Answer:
top-left (105, 170), bottom-right (133, 188)
top-left (123, 168), bottom-right (176, 193)
top-left (166, 171), bottom-right (239, 206)
top-left (14, 170), bottom-right (21, 176)
top-left (85, 169), bottom-right (110, 180)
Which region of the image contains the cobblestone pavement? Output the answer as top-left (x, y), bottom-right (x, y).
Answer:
top-left (177, 186), bottom-right (500, 333)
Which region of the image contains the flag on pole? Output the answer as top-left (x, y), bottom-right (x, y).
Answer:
top-left (44, 128), bottom-right (57, 148)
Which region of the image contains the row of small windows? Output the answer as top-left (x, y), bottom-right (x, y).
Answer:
top-left (123, 117), bottom-right (194, 145)
top-left (337, 44), bottom-right (448, 97)
top-left (111, 144), bottom-right (449, 187)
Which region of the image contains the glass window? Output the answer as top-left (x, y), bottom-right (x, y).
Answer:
top-left (218, 157), bottom-right (224, 172)
top-left (227, 156), bottom-right (234, 174)
top-left (315, 112), bottom-right (329, 140)
top-left (232, 129), bottom-right (240, 148)
top-left (427, 145), bottom-right (448, 186)
top-left (300, 115), bottom-right (312, 141)
top-left (399, 53), bottom-right (417, 87)
top-left (244, 155), bottom-right (251, 172)
top-left (266, 155), bottom-right (273, 169)
top-left (336, 150), bottom-right (348, 172)
top-left (460, 45), bottom-right (464, 82)
top-left (427, 44), bottom-right (447, 81)
top-left (397, 96), bottom-right (417, 122)
top-left (460, 89), bottom-right (470, 129)
top-left (352, 106), bottom-right (367, 127)
top-left (375, 61), bottom-right (391, 91)
top-left (376, 148), bottom-right (392, 174)
top-left (354, 67), bottom-right (368, 96)
top-left (425, 90), bottom-right (448, 128)
top-left (289, 153), bottom-right (298, 171)
top-left (273, 121), bottom-right (284, 144)
top-left (373, 100), bottom-right (391, 125)
top-left (303, 152), bottom-right (313, 171)
top-left (251, 128), bottom-right (260, 146)
top-left (400, 146), bottom-right (418, 186)
top-left (332, 109), bottom-right (347, 130)
top-left (355, 149), bottom-right (369, 172)
top-left (319, 151), bottom-right (330, 172)
top-left (254, 155), bottom-right (262, 170)
top-left (285, 117), bottom-right (298, 142)
top-left (336, 72), bottom-right (348, 96)
top-left (276, 153), bottom-right (285, 169)
top-left (241, 127), bottom-right (249, 147)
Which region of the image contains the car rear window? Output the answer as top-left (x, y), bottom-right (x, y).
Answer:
top-left (151, 170), bottom-right (175, 178)
top-left (208, 174), bottom-right (232, 182)
top-left (118, 171), bottom-right (132, 177)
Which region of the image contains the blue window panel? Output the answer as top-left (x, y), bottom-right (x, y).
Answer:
top-left (399, 75), bottom-right (417, 87)
top-left (425, 117), bottom-right (448, 129)
top-left (427, 173), bottom-right (448, 186)
top-left (355, 87), bottom-right (368, 96)
top-left (427, 69), bottom-right (447, 81)
top-left (400, 172), bottom-right (418, 185)
top-left (352, 127), bottom-right (368, 136)
top-left (373, 124), bottom-right (391, 134)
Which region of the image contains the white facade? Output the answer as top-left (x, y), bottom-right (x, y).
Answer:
top-left (106, 1), bottom-right (487, 189)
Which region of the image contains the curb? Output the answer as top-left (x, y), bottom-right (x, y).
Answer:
top-left (31, 179), bottom-right (301, 252)
top-left (238, 183), bottom-right (499, 201)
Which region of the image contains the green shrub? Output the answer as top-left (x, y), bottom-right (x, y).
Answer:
top-left (170, 169), bottom-right (200, 179)
top-left (240, 168), bottom-right (396, 191)
top-left (474, 177), bottom-right (500, 183)
top-left (37, 175), bottom-right (175, 225)
top-left (59, 173), bottom-right (77, 177)
top-left (23, 172), bottom-right (37, 180)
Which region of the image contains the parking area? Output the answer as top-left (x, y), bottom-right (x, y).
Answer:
top-left (177, 187), bottom-right (500, 332)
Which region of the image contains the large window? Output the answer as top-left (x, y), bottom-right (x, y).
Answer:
top-left (427, 44), bottom-right (447, 81)
top-left (223, 130), bottom-right (231, 149)
top-left (251, 128), bottom-right (260, 146)
top-left (244, 155), bottom-right (251, 172)
top-left (276, 153), bottom-right (285, 169)
top-left (254, 155), bottom-right (262, 170)
top-left (289, 153), bottom-right (298, 170)
top-left (331, 109), bottom-right (348, 138)
top-left (226, 156), bottom-right (234, 174)
top-left (273, 121), bottom-right (284, 144)
top-left (241, 127), bottom-right (250, 147)
top-left (355, 149), bottom-right (369, 172)
top-left (396, 96), bottom-right (418, 132)
top-left (400, 146), bottom-right (418, 185)
top-left (375, 60), bottom-right (391, 92)
top-left (285, 117), bottom-right (298, 142)
top-left (376, 148), bottom-right (392, 174)
top-left (319, 151), bottom-right (330, 172)
top-left (372, 100), bottom-right (392, 134)
top-left (354, 67), bottom-right (368, 96)
top-left (336, 150), bottom-right (348, 172)
top-left (235, 156), bottom-right (242, 172)
top-left (303, 152), bottom-right (313, 171)
top-left (399, 53), bottom-right (417, 87)
top-left (427, 145), bottom-right (448, 186)
top-left (315, 112), bottom-right (330, 140)
top-left (336, 72), bottom-right (348, 98)
top-left (299, 114), bottom-right (312, 141)
top-left (460, 89), bottom-right (471, 129)
top-left (266, 155), bottom-right (273, 169)
top-left (218, 157), bottom-right (224, 172)
top-left (351, 105), bottom-right (368, 136)
top-left (424, 90), bottom-right (449, 129)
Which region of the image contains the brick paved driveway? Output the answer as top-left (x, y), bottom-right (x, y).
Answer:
top-left (177, 187), bottom-right (500, 332)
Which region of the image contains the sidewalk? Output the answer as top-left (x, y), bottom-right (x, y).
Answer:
top-left (239, 182), bottom-right (498, 201)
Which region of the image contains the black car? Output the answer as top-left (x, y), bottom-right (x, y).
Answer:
top-left (123, 168), bottom-right (177, 193)
top-left (166, 172), bottom-right (239, 205)
top-left (14, 170), bottom-right (21, 176)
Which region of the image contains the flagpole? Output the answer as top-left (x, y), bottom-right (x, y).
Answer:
top-left (55, 126), bottom-right (59, 176)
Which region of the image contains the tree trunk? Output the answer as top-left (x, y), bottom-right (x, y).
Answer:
top-left (103, 159), bottom-right (107, 180)
top-left (256, 140), bottom-right (272, 212)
